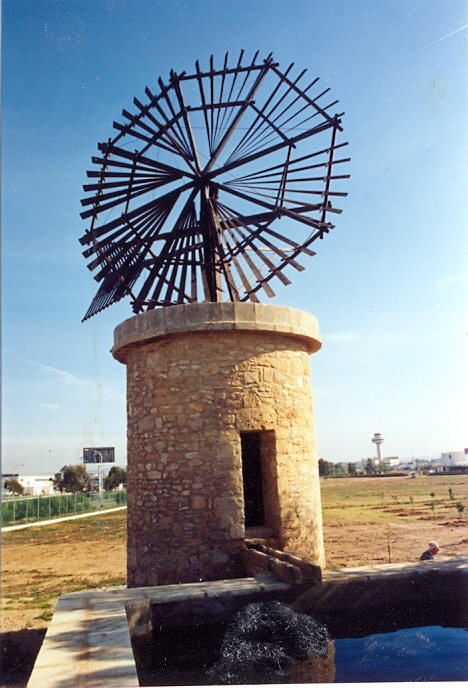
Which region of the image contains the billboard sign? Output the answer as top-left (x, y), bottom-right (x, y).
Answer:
top-left (83, 447), bottom-right (115, 464)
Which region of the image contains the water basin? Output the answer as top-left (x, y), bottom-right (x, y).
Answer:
top-left (132, 619), bottom-right (468, 684)
top-left (334, 625), bottom-right (468, 683)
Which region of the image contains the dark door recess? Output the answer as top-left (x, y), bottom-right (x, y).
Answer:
top-left (241, 432), bottom-right (265, 527)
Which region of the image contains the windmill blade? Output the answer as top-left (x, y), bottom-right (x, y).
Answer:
top-left (214, 201), bottom-right (294, 286)
top-left (132, 191), bottom-right (199, 310)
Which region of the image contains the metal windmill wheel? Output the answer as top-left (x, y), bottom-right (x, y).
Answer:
top-left (79, 51), bottom-right (350, 320)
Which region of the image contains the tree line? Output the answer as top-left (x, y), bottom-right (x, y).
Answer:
top-left (4, 465), bottom-right (127, 496)
top-left (53, 464), bottom-right (127, 492)
top-left (318, 458), bottom-right (386, 477)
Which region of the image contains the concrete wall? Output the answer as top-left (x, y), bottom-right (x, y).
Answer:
top-left (113, 303), bottom-right (324, 587)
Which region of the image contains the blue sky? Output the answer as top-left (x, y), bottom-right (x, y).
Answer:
top-left (2, 0), bottom-right (467, 474)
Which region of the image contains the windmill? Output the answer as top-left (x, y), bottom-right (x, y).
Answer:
top-left (79, 51), bottom-right (349, 320)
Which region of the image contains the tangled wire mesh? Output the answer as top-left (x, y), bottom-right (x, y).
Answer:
top-left (206, 600), bottom-right (330, 684)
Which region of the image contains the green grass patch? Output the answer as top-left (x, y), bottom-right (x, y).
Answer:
top-left (34, 611), bottom-right (54, 622)
top-left (2, 511), bottom-right (127, 546)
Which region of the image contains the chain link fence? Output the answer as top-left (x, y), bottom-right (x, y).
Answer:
top-left (1, 490), bottom-right (127, 527)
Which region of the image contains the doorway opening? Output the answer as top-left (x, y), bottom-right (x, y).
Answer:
top-left (240, 432), bottom-right (265, 527)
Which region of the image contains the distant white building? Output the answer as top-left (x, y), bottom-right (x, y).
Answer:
top-left (441, 450), bottom-right (468, 469)
top-left (3, 474), bottom-right (55, 496)
top-left (382, 456), bottom-right (400, 468)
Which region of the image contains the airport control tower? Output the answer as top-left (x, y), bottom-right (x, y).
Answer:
top-left (372, 433), bottom-right (385, 469)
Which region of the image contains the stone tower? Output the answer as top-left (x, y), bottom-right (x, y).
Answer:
top-left (112, 302), bottom-right (325, 587)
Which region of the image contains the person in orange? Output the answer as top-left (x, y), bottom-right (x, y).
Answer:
top-left (420, 541), bottom-right (439, 560)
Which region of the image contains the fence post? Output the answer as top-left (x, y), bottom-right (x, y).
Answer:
top-left (13, 498), bottom-right (15, 525)
top-left (37, 496), bottom-right (40, 521)
top-left (49, 495), bottom-right (51, 520)
top-left (59, 493), bottom-right (61, 517)
top-left (74, 493), bottom-right (77, 515)
top-left (26, 498), bottom-right (29, 521)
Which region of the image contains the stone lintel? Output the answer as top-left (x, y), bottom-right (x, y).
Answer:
top-left (112, 303), bottom-right (321, 363)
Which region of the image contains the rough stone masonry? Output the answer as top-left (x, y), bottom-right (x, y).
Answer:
top-left (112, 302), bottom-right (325, 587)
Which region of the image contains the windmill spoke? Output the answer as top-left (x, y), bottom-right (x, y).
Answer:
top-left (209, 55), bottom-right (216, 155)
top-left (142, 83), bottom-right (198, 166)
top-left (171, 74), bottom-right (202, 173)
top-left (176, 234), bottom-right (192, 303)
top-left (195, 59), bottom-right (213, 155)
top-left (225, 62), bottom-right (303, 165)
top-left (96, 143), bottom-right (195, 178)
top-left (223, 143), bottom-right (349, 184)
top-left (270, 64), bottom-right (342, 129)
top-left (85, 193), bottom-right (181, 287)
top-left (203, 53), bottom-right (273, 174)
top-left (190, 234), bottom-right (199, 302)
top-left (215, 181), bottom-right (332, 232)
top-left (215, 202), bottom-right (293, 285)
top-left (156, 76), bottom-right (196, 161)
top-left (82, 201), bottom-right (166, 260)
top-left (208, 117), bottom-right (340, 180)
top-left (212, 52), bottom-right (229, 151)
top-left (215, 204), bottom-right (278, 296)
top-left (213, 50), bottom-right (245, 151)
top-left (135, 190), bottom-right (199, 308)
top-left (80, 184), bottom-right (192, 245)
top-left (80, 177), bottom-right (179, 216)
top-left (208, 200), bottom-right (241, 301)
top-left (220, 216), bottom-right (276, 298)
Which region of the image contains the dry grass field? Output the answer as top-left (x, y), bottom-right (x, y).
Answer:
top-left (320, 473), bottom-right (468, 568)
top-left (1, 473), bottom-right (467, 684)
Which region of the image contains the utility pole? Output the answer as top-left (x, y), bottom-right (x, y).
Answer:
top-left (95, 451), bottom-right (103, 505)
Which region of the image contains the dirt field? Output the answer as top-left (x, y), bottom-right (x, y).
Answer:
top-left (1, 474), bottom-right (468, 684)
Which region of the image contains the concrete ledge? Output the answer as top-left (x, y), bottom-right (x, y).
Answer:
top-left (293, 556), bottom-right (468, 631)
top-left (27, 578), bottom-right (292, 688)
top-left (29, 560), bottom-right (468, 686)
top-left (27, 588), bottom-right (138, 688)
top-left (112, 302), bottom-right (321, 363)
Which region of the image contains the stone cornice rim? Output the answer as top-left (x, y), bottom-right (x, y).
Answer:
top-left (112, 303), bottom-right (321, 362)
